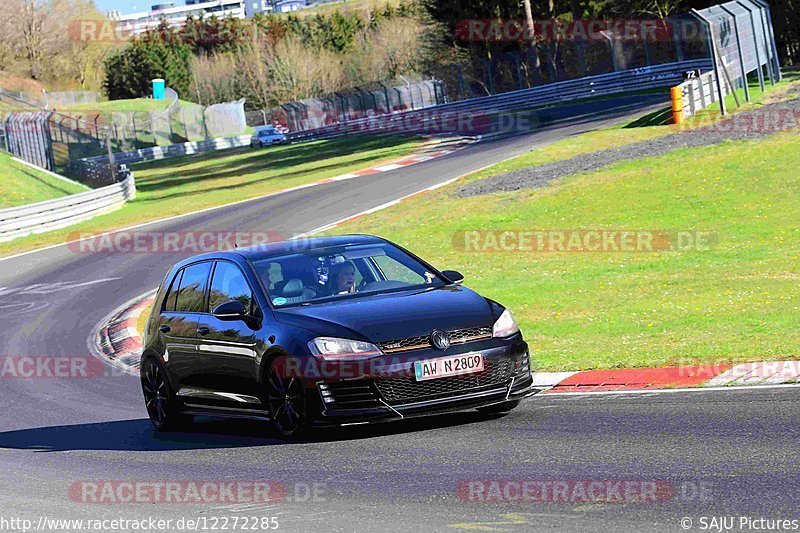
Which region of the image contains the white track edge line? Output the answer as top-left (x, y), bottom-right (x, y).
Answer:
top-left (541, 382), bottom-right (800, 397)
top-left (0, 140), bottom-right (471, 264)
top-left (297, 163), bottom-right (497, 238)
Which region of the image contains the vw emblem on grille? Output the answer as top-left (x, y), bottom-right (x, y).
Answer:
top-left (429, 329), bottom-right (450, 351)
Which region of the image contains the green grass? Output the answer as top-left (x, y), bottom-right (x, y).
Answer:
top-left (136, 303), bottom-right (152, 336)
top-left (0, 134), bottom-right (422, 257)
top-left (57, 98), bottom-right (195, 113)
top-left (0, 152), bottom-right (89, 208)
top-left (326, 125), bottom-right (800, 371)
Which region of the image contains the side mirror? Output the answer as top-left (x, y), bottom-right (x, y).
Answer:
top-left (441, 270), bottom-right (464, 285)
top-left (212, 300), bottom-right (247, 319)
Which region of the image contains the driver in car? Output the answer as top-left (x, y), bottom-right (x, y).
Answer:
top-left (330, 261), bottom-right (357, 295)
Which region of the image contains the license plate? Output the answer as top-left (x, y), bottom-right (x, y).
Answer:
top-left (413, 353), bottom-right (484, 381)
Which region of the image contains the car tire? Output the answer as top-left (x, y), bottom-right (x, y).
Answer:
top-left (477, 400), bottom-right (520, 415)
top-left (265, 355), bottom-right (309, 439)
top-left (141, 357), bottom-right (192, 432)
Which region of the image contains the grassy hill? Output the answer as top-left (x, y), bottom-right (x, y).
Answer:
top-left (327, 115), bottom-right (800, 371)
top-left (0, 152), bottom-right (89, 209)
top-left (0, 134), bottom-right (422, 256)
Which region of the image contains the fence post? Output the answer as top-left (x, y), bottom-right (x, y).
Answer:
top-left (672, 18), bottom-right (685, 62)
top-left (576, 40), bottom-right (587, 76)
top-left (752, 0), bottom-right (781, 81)
top-left (691, 9), bottom-right (726, 115)
top-left (719, 4), bottom-right (750, 102)
top-left (601, 32), bottom-right (620, 72)
top-left (687, 79), bottom-right (697, 115)
top-left (513, 54), bottom-right (524, 90)
top-left (480, 59), bottom-right (495, 95)
top-left (45, 111), bottom-right (56, 171)
top-left (736, 0), bottom-right (765, 93)
top-left (112, 117), bottom-right (120, 149)
top-left (749, 0), bottom-right (776, 85)
top-left (450, 64), bottom-right (466, 101)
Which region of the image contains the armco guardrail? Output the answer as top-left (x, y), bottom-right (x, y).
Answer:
top-left (287, 59), bottom-right (712, 141)
top-left (69, 134), bottom-right (253, 181)
top-left (0, 175), bottom-right (136, 242)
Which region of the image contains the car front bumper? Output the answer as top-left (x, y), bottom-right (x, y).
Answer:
top-left (312, 339), bottom-right (538, 427)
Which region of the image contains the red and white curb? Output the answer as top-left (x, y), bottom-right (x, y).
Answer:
top-left (89, 291), bottom-right (800, 391)
top-left (309, 136), bottom-right (476, 185)
top-left (90, 293), bottom-right (800, 393)
top-left (89, 291), bottom-right (155, 375)
top-left (532, 362), bottom-right (800, 393)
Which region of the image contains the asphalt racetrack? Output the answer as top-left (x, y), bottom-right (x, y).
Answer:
top-left (3, 93), bottom-right (796, 532)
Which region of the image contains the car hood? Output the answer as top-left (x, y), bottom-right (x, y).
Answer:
top-left (273, 285), bottom-right (493, 342)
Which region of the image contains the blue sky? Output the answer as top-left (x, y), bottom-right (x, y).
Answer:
top-left (94, 0), bottom-right (156, 15)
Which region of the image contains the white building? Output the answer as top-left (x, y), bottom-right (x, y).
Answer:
top-left (245, 0), bottom-right (309, 16)
top-left (275, 0), bottom-right (306, 13)
top-left (245, 0), bottom-right (272, 16)
top-left (110, 1), bottom-right (247, 36)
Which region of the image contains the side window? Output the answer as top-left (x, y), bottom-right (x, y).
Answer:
top-left (175, 262), bottom-right (212, 313)
top-left (163, 270), bottom-right (183, 312)
top-left (351, 259), bottom-right (366, 286)
top-left (209, 261), bottom-right (253, 314)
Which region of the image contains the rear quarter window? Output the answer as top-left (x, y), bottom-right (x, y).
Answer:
top-left (163, 270), bottom-right (183, 312)
top-left (174, 262), bottom-right (212, 313)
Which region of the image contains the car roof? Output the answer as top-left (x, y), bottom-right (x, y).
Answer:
top-left (171, 234), bottom-right (388, 270)
top-left (237, 234), bottom-right (387, 261)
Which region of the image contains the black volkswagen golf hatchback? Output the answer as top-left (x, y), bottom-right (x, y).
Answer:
top-left (141, 235), bottom-right (537, 437)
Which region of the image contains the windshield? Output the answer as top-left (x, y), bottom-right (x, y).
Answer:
top-left (251, 243), bottom-right (446, 307)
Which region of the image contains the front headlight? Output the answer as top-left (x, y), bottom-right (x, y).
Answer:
top-left (492, 308), bottom-right (519, 338)
top-left (308, 337), bottom-right (383, 361)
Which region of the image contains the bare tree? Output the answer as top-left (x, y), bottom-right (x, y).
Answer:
top-left (522, 0), bottom-right (535, 41)
top-left (0, 0), bottom-right (110, 88)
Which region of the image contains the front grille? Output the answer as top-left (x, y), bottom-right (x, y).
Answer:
top-left (374, 358), bottom-right (513, 404)
top-left (377, 326), bottom-right (492, 354)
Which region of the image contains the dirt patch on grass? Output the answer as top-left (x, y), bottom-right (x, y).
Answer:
top-left (457, 87), bottom-right (800, 198)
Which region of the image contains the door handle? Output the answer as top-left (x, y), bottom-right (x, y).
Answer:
top-left (197, 327), bottom-right (210, 335)
top-left (159, 325), bottom-right (170, 333)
